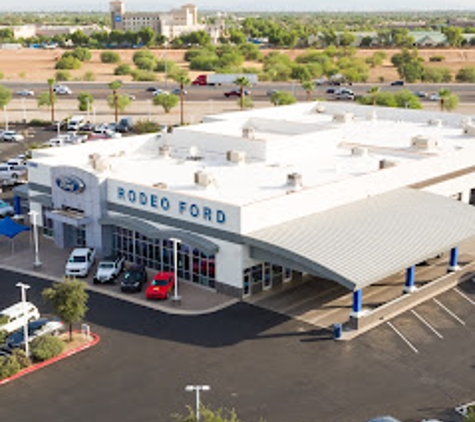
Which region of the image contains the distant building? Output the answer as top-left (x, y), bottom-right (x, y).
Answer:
top-left (0, 23), bottom-right (105, 39)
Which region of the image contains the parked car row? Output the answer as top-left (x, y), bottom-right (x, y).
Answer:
top-left (0, 153), bottom-right (28, 184)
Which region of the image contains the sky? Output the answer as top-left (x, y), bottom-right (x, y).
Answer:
top-left (0, 0), bottom-right (474, 12)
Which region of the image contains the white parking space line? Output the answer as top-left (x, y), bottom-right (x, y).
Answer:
top-left (387, 321), bottom-right (419, 354)
top-left (433, 298), bottom-right (466, 326)
top-left (411, 310), bottom-right (443, 339)
top-left (453, 288), bottom-right (475, 306)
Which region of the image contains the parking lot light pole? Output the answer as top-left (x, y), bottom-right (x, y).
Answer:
top-left (28, 210), bottom-right (42, 268)
top-left (170, 237), bottom-right (181, 303)
top-left (16, 282), bottom-right (31, 357)
top-left (185, 385), bottom-right (210, 421)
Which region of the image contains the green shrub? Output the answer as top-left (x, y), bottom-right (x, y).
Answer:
top-left (135, 57), bottom-right (156, 71)
top-left (83, 71), bottom-right (96, 81)
top-left (55, 55), bottom-right (82, 70)
top-left (134, 119), bottom-right (162, 134)
top-left (55, 70), bottom-right (71, 81)
top-left (155, 60), bottom-right (178, 73)
top-left (100, 51), bottom-right (121, 64)
top-left (0, 355), bottom-right (21, 380)
top-left (456, 66), bottom-right (475, 83)
top-left (11, 348), bottom-right (32, 369)
top-left (114, 64), bottom-right (131, 75)
top-left (71, 47), bottom-right (92, 62)
top-left (132, 50), bottom-right (155, 66)
top-left (429, 55), bottom-right (445, 62)
top-left (130, 70), bottom-right (156, 81)
top-left (0, 71), bottom-right (4, 79)
top-left (30, 335), bottom-right (64, 361)
top-left (0, 329), bottom-right (7, 345)
top-left (29, 118), bottom-right (51, 127)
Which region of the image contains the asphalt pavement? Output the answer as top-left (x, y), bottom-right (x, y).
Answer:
top-left (0, 269), bottom-right (474, 422)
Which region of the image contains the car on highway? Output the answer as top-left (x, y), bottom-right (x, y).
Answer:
top-left (65, 248), bottom-right (96, 278)
top-left (120, 264), bottom-right (147, 293)
top-left (93, 255), bottom-right (125, 284)
top-left (171, 88), bottom-right (187, 96)
top-left (412, 91), bottom-right (428, 98)
top-left (0, 199), bottom-right (14, 217)
top-left (429, 93), bottom-right (440, 101)
top-left (266, 89), bottom-right (279, 97)
top-left (326, 87), bottom-right (337, 94)
top-left (15, 89), bottom-right (34, 97)
top-left (53, 85), bottom-right (72, 95)
top-left (153, 89), bottom-right (169, 96)
top-left (146, 86), bottom-right (159, 92)
top-left (224, 89), bottom-right (250, 98)
top-left (145, 271), bottom-right (175, 300)
top-left (126, 94), bottom-right (136, 100)
top-left (390, 80), bottom-right (405, 86)
top-left (1, 131), bottom-right (24, 142)
top-left (5, 317), bottom-right (65, 349)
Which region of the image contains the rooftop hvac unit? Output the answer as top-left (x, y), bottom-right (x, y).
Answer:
top-left (88, 153), bottom-right (110, 172)
top-left (379, 159), bottom-right (396, 169)
top-left (366, 110), bottom-right (377, 121)
top-left (153, 182), bottom-right (168, 189)
top-left (226, 150), bottom-right (246, 164)
top-left (194, 171), bottom-right (214, 187)
top-left (333, 113), bottom-right (354, 123)
top-left (158, 145), bottom-right (172, 158)
top-left (351, 147), bottom-right (368, 157)
top-left (428, 119), bottom-right (442, 127)
top-left (242, 127), bottom-right (255, 139)
top-left (411, 135), bottom-right (438, 150)
top-left (314, 104), bottom-right (326, 113)
top-left (464, 124), bottom-right (475, 136)
top-left (287, 172), bottom-right (303, 189)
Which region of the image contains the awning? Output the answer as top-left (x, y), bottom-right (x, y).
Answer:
top-left (45, 209), bottom-right (91, 227)
top-left (247, 188), bottom-right (475, 291)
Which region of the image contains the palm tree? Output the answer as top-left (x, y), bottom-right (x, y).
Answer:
top-left (108, 80), bottom-right (123, 123)
top-left (368, 86), bottom-right (381, 106)
top-left (301, 81), bottom-right (315, 102)
top-left (171, 70), bottom-right (191, 126)
top-left (234, 76), bottom-right (251, 111)
top-left (47, 78), bottom-right (56, 123)
top-left (437, 87), bottom-right (459, 112)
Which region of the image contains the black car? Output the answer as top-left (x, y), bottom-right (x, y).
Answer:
top-left (120, 265), bottom-right (147, 293)
top-left (390, 80), bottom-right (405, 86)
top-left (146, 86), bottom-right (159, 92)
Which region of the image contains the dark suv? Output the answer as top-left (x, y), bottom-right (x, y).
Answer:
top-left (120, 265), bottom-right (147, 293)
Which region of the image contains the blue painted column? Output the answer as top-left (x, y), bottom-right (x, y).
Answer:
top-left (351, 289), bottom-right (363, 318)
top-left (448, 247), bottom-right (460, 272)
top-left (404, 265), bottom-right (416, 293)
top-left (13, 196), bottom-right (21, 217)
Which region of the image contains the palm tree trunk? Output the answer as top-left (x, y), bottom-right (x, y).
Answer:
top-left (180, 83), bottom-right (184, 125)
top-left (114, 90), bottom-right (118, 123)
top-left (49, 85), bottom-right (55, 123)
top-left (240, 86), bottom-right (244, 110)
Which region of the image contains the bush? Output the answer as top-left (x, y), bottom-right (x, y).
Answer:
top-left (0, 355), bottom-right (21, 380)
top-left (55, 55), bottom-right (82, 70)
top-left (11, 348), bottom-right (32, 369)
top-left (55, 70), bottom-right (71, 81)
top-left (100, 51), bottom-right (121, 63)
top-left (83, 71), bottom-right (96, 81)
top-left (429, 55), bottom-right (445, 62)
top-left (0, 71), bottom-right (4, 79)
top-left (0, 329), bottom-right (7, 345)
top-left (114, 64), bottom-right (132, 75)
top-left (134, 119), bottom-right (163, 134)
top-left (132, 50), bottom-right (155, 66)
top-left (30, 335), bottom-right (64, 362)
top-left (456, 66), bottom-right (475, 83)
top-left (71, 47), bottom-right (92, 62)
top-left (29, 118), bottom-right (51, 127)
top-left (130, 70), bottom-right (156, 81)
top-left (134, 57), bottom-right (156, 71)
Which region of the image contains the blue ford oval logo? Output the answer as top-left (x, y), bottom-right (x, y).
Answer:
top-left (55, 175), bottom-right (85, 194)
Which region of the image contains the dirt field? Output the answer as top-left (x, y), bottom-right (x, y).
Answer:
top-left (1, 48), bottom-right (474, 83)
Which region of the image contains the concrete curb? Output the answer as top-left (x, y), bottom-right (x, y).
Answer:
top-left (0, 331), bottom-right (100, 386)
top-left (0, 264), bottom-right (239, 316)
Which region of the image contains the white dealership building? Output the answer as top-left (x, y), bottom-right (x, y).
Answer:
top-left (18, 102), bottom-right (475, 312)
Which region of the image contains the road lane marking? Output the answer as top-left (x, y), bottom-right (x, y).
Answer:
top-left (411, 310), bottom-right (443, 339)
top-left (433, 298), bottom-right (466, 326)
top-left (453, 288), bottom-right (475, 306)
top-left (387, 321), bottom-right (419, 354)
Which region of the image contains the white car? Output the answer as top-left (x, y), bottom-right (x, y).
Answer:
top-left (54, 85), bottom-right (72, 95)
top-left (0, 199), bottom-right (14, 217)
top-left (153, 89), bottom-right (169, 96)
top-left (16, 89), bottom-right (34, 97)
top-left (429, 93), bottom-right (440, 101)
top-left (65, 248), bottom-right (96, 277)
top-left (93, 255), bottom-right (125, 284)
top-left (6, 158), bottom-right (26, 168)
top-left (2, 131), bottom-right (24, 142)
top-left (0, 302), bottom-right (40, 334)
top-left (455, 402), bottom-right (475, 418)
top-left (0, 163), bottom-right (27, 180)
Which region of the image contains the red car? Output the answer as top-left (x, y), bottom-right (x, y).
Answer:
top-left (224, 89), bottom-right (250, 98)
top-left (145, 272), bottom-right (175, 300)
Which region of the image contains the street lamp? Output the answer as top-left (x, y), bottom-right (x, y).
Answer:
top-left (28, 210), bottom-right (42, 268)
top-left (3, 105), bottom-right (8, 131)
top-left (170, 237), bottom-right (181, 303)
top-left (16, 282), bottom-right (31, 357)
top-left (185, 385), bottom-right (210, 421)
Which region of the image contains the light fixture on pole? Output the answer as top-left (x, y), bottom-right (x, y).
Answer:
top-left (3, 105), bottom-right (8, 131)
top-left (16, 282), bottom-right (31, 357)
top-left (56, 121), bottom-right (61, 136)
top-left (185, 385), bottom-right (210, 421)
top-left (28, 210), bottom-right (42, 268)
top-left (170, 237), bottom-right (181, 303)
top-left (86, 98), bottom-right (90, 121)
top-left (21, 97), bottom-right (27, 124)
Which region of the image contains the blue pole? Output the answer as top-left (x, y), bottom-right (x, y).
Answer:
top-left (449, 247), bottom-right (459, 271)
top-left (13, 196), bottom-right (21, 216)
top-left (404, 265), bottom-right (416, 293)
top-left (352, 289), bottom-right (362, 314)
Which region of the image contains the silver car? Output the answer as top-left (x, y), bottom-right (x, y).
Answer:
top-left (0, 199), bottom-right (14, 217)
top-left (5, 317), bottom-right (65, 349)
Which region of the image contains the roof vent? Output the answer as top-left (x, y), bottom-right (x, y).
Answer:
top-left (242, 127), bottom-right (255, 139)
top-left (379, 159), bottom-right (396, 169)
top-left (333, 113), bottom-right (354, 123)
top-left (194, 171), bottom-right (214, 188)
top-left (428, 119), bottom-right (442, 127)
top-left (351, 147), bottom-right (369, 157)
top-left (463, 123), bottom-right (475, 136)
top-left (186, 145), bottom-right (202, 161)
top-left (366, 110), bottom-right (377, 121)
top-left (89, 153), bottom-right (110, 172)
top-left (314, 104), bottom-right (326, 113)
top-left (159, 145), bottom-right (172, 158)
top-left (287, 172), bottom-right (303, 190)
top-left (153, 182), bottom-right (168, 189)
top-left (411, 135), bottom-right (438, 150)
top-left (226, 150), bottom-right (246, 164)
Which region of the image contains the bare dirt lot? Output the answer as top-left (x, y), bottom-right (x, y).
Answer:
top-left (1, 48), bottom-right (474, 83)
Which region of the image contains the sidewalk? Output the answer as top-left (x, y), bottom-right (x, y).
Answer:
top-left (0, 227), bottom-right (238, 316)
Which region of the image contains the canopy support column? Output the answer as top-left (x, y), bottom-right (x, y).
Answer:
top-left (448, 247), bottom-right (460, 272)
top-left (350, 289), bottom-right (363, 318)
top-left (404, 265), bottom-right (417, 293)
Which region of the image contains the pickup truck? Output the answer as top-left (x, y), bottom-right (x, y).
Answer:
top-left (93, 255), bottom-right (125, 284)
top-left (65, 248), bottom-right (96, 278)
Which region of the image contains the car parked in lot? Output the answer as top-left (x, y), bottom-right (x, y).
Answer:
top-left (224, 89), bottom-right (250, 98)
top-left (16, 89), bottom-right (34, 97)
top-left (120, 264), bottom-right (147, 293)
top-left (6, 158), bottom-right (27, 168)
top-left (0, 163), bottom-right (27, 181)
top-left (5, 317), bottom-right (65, 349)
top-left (2, 131), bottom-right (24, 142)
top-left (65, 248), bottom-right (96, 277)
top-left (0, 199), bottom-right (14, 217)
top-left (94, 255), bottom-right (125, 284)
top-left (145, 271), bottom-right (175, 300)
top-left (455, 402), bottom-right (475, 418)
top-left (0, 302), bottom-right (40, 334)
